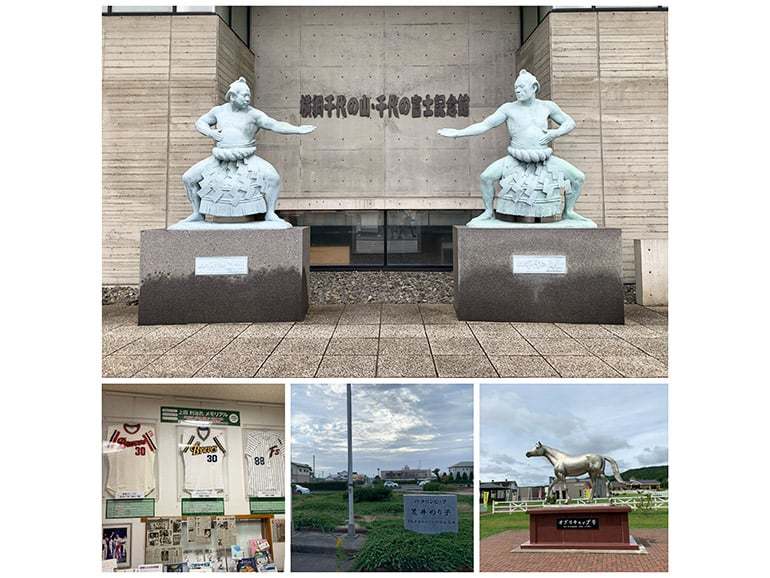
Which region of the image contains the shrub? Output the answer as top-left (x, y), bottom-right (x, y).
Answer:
top-left (353, 518), bottom-right (472, 572)
top-left (344, 485), bottom-right (393, 503)
top-left (291, 511), bottom-right (339, 532)
top-left (421, 482), bottom-right (445, 492)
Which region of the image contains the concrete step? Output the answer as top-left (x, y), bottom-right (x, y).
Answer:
top-left (291, 531), bottom-right (367, 555)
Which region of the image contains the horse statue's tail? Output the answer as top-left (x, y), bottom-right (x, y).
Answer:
top-left (605, 456), bottom-right (627, 484)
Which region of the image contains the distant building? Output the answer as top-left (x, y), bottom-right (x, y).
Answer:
top-left (517, 485), bottom-right (547, 501)
top-left (291, 462), bottom-right (312, 484)
top-left (330, 471), bottom-right (366, 482)
top-left (611, 478), bottom-right (662, 492)
top-left (448, 461), bottom-right (473, 478)
top-left (381, 465), bottom-right (433, 481)
top-left (480, 480), bottom-right (517, 503)
top-left (548, 477), bottom-right (609, 499)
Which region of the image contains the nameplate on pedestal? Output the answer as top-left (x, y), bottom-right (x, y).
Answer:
top-left (557, 517), bottom-right (599, 530)
top-left (194, 256), bottom-right (248, 276)
top-left (512, 255), bottom-right (567, 275)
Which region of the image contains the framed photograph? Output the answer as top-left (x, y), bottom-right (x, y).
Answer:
top-left (102, 524), bottom-right (131, 569)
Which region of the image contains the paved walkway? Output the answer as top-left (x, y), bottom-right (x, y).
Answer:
top-left (103, 303), bottom-right (667, 378)
top-left (481, 529), bottom-right (668, 572)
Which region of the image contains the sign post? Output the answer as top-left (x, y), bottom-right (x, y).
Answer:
top-left (346, 383), bottom-right (355, 538)
top-left (404, 494), bottom-right (459, 534)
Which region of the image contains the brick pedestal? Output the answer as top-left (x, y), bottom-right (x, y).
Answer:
top-left (521, 505), bottom-right (640, 551)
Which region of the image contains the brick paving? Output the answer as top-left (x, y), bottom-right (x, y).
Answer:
top-left (103, 303), bottom-right (667, 378)
top-left (481, 529), bottom-right (668, 572)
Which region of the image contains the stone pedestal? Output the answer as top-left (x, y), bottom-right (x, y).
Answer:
top-left (453, 226), bottom-right (624, 324)
top-left (521, 505), bottom-right (641, 551)
top-left (138, 227), bottom-right (309, 325)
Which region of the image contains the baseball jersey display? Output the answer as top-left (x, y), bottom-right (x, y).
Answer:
top-left (244, 430), bottom-right (285, 497)
top-left (105, 423), bottom-right (157, 496)
top-left (181, 427), bottom-right (227, 492)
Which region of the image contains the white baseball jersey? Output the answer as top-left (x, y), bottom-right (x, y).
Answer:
top-left (244, 430), bottom-right (284, 497)
top-left (181, 427), bottom-right (227, 492)
top-left (106, 423), bottom-right (157, 496)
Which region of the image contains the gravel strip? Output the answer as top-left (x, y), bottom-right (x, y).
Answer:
top-left (103, 275), bottom-right (636, 306)
top-left (311, 271), bottom-right (453, 304)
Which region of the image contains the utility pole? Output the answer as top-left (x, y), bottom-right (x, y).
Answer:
top-left (313, 454), bottom-right (315, 481)
top-left (346, 383), bottom-right (355, 538)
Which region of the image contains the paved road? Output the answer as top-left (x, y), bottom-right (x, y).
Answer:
top-left (290, 551), bottom-right (356, 573)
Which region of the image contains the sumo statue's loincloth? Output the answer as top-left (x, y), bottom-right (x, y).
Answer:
top-left (198, 143), bottom-right (268, 217)
top-left (495, 146), bottom-right (571, 218)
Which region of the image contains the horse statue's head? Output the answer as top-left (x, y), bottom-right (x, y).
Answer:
top-left (526, 441), bottom-right (546, 458)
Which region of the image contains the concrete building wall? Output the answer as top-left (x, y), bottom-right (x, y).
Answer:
top-left (516, 10), bottom-right (668, 281)
top-left (103, 8), bottom-right (667, 285)
top-left (250, 6), bottom-right (521, 212)
top-left (102, 14), bottom-right (255, 285)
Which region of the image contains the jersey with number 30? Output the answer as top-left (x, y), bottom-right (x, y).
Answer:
top-left (181, 427), bottom-right (227, 492)
top-left (106, 423), bottom-right (157, 496)
top-left (244, 430), bottom-right (284, 497)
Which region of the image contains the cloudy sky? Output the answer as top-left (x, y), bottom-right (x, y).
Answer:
top-left (292, 383), bottom-right (473, 478)
top-left (481, 383), bottom-right (667, 486)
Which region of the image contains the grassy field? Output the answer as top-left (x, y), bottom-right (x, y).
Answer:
top-left (479, 510), bottom-right (669, 540)
top-left (293, 491), bottom-right (473, 571)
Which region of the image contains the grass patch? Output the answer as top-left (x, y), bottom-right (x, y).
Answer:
top-left (480, 509), bottom-right (669, 540)
top-left (293, 491), bottom-right (473, 571)
top-left (353, 516), bottom-right (473, 572)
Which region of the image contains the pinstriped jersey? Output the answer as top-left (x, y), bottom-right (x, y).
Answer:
top-left (181, 427), bottom-right (227, 492)
top-left (106, 423), bottom-right (157, 496)
top-left (244, 430), bottom-right (284, 497)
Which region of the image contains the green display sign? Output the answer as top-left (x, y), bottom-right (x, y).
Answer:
top-left (249, 498), bottom-right (285, 514)
top-left (182, 498), bottom-right (225, 516)
top-left (106, 499), bottom-right (155, 519)
top-left (161, 407), bottom-right (240, 426)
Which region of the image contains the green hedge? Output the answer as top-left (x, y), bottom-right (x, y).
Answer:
top-left (345, 485), bottom-right (393, 503)
top-left (298, 481), bottom-right (347, 491)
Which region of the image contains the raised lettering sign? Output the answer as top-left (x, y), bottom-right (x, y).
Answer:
top-left (195, 256), bottom-right (248, 276)
top-left (404, 494), bottom-right (458, 534)
top-left (512, 255), bottom-right (567, 275)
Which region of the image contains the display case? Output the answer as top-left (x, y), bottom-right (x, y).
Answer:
top-left (177, 425), bottom-right (230, 500)
top-left (141, 514), bottom-right (276, 572)
top-left (103, 420), bottom-right (159, 500)
top-left (242, 428), bottom-right (285, 498)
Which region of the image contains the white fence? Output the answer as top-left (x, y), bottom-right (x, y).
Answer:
top-left (491, 492), bottom-right (668, 514)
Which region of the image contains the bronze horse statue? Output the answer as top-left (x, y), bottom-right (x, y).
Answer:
top-left (526, 441), bottom-right (627, 499)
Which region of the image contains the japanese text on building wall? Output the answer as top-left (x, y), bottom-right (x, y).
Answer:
top-left (300, 94), bottom-right (470, 119)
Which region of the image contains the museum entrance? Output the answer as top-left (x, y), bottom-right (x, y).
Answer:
top-left (282, 209), bottom-right (475, 270)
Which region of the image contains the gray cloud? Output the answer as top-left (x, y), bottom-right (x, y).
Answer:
top-left (292, 383), bottom-right (473, 477)
top-left (636, 445), bottom-right (668, 466)
top-left (481, 383), bottom-right (667, 486)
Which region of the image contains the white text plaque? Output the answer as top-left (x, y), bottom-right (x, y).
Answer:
top-left (512, 255), bottom-right (567, 275)
top-left (195, 256), bottom-right (248, 276)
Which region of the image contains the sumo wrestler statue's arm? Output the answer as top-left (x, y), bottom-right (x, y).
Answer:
top-left (436, 105), bottom-right (508, 139)
top-left (195, 108), bottom-right (224, 142)
top-left (538, 102), bottom-right (576, 146)
top-left (253, 110), bottom-right (316, 135)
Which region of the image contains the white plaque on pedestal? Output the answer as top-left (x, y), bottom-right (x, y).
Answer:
top-left (512, 255), bottom-right (567, 275)
top-left (189, 489), bottom-right (219, 498)
top-left (195, 256), bottom-right (248, 276)
top-left (115, 490), bottom-right (145, 499)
